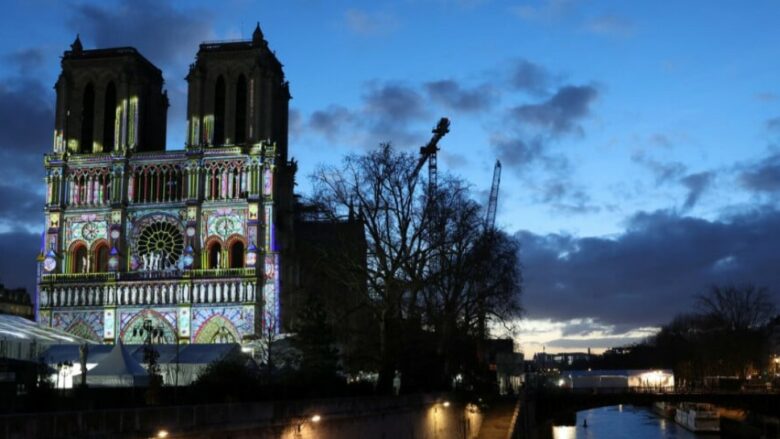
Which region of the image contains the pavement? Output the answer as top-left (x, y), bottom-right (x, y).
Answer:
top-left (477, 398), bottom-right (520, 439)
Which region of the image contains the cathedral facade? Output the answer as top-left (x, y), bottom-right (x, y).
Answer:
top-left (37, 25), bottom-right (295, 346)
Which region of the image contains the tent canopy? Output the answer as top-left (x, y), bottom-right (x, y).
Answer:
top-left (82, 342), bottom-right (149, 387)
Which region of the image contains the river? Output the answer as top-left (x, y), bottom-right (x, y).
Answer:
top-left (552, 405), bottom-right (714, 439)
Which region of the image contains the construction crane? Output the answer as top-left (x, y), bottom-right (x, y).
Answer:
top-left (411, 117), bottom-right (450, 192)
top-left (485, 160), bottom-right (502, 231)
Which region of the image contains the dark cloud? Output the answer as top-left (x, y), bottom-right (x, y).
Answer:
top-left (680, 171), bottom-right (714, 210)
top-left (517, 208), bottom-right (780, 328)
top-left (308, 105), bottom-right (357, 141)
top-left (0, 230), bottom-right (41, 295)
top-left (424, 80), bottom-right (494, 112)
top-left (631, 151), bottom-right (687, 185)
top-left (304, 82), bottom-right (430, 148)
top-left (492, 136), bottom-right (545, 169)
top-left (510, 85), bottom-right (598, 136)
top-left (766, 117), bottom-right (780, 133)
top-left (539, 180), bottom-right (599, 214)
top-left (0, 77), bottom-right (52, 231)
top-left (3, 48), bottom-right (45, 75)
top-left (739, 152), bottom-right (780, 193)
top-left (508, 59), bottom-right (553, 95)
top-left (69, 0), bottom-right (213, 69)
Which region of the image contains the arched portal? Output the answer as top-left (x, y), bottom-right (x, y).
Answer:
top-left (208, 242), bottom-right (222, 269)
top-left (71, 243), bottom-right (88, 273)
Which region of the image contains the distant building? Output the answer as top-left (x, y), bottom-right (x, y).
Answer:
top-left (560, 369), bottom-right (674, 391)
top-left (533, 351), bottom-right (593, 369)
top-left (0, 285), bottom-right (33, 319)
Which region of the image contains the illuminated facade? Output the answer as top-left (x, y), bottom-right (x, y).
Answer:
top-left (37, 25), bottom-right (294, 346)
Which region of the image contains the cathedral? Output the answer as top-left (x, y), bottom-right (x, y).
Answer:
top-left (36, 24), bottom-right (296, 346)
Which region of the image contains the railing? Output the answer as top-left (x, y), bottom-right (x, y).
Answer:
top-left (187, 268), bottom-right (256, 278)
top-left (39, 279), bottom-right (259, 308)
top-left (41, 272), bottom-right (117, 283)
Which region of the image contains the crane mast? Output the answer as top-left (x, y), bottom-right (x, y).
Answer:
top-left (485, 160), bottom-right (502, 230)
top-left (412, 118), bottom-right (450, 193)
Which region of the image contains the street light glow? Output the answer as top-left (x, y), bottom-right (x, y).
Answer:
top-left (157, 430), bottom-right (169, 438)
top-left (311, 414), bottom-right (321, 423)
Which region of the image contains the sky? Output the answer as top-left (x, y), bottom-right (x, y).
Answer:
top-left (0, 0), bottom-right (779, 356)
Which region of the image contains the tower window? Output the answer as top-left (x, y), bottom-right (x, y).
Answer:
top-left (208, 242), bottom-right (222, 269)
top-left (80, 83), bottom-right (95, 153)
top-left (72, 244), bottom-right (88, 273)
top-left (103, 82), bottom-right (116, 152)
top-left (235, 75), bottom-right (247, 144)
top-left (95, 244), bottom-right (109, 272)
top-left (214, 76), bottom-right (226, 146)
top-left (230, 240), bottom-right (245, 269)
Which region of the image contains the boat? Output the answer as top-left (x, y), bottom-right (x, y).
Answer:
top-left (652, 401), bottom-right (676, 418)
top-left (674, 402), bottom-right (720, 433)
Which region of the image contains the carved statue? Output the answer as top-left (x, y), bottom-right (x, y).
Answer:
top-left (230, 283), bottom-right (236, 302)
top-left (238, 283), bottom-right (244, 302)
top-left (207, 283), bottom-right (214, 303)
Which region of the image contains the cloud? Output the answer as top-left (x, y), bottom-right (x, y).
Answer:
top-left (680, 171), bottom-right (714, 210)
top-left (755, 92), bottom-right (779, 102)
top-left (739, 152), bottom-right (780, 194)
top-left (3, 48), bottom-right (45, 76)
top-left (303, 82), bottom-right (430, 148)
top-left (631, 151), bottom-right (687, 185)
top-left (68, 0), bottom-right (213, 69)
top-left (492, 135), bottom-right (545, 169)
top-left (584, 14), bottom-right (635, 37)
top-left (0, 77), bottom-right (52, 231)
top-left (517, 208), bottom-right (780, 329)
top-left (510, 84), bottom-right (598, 136)
top-left (424, 80), bottom-right (494, 112)
top-left (766, 117), bottom-right (780, 133)
top-left (508, 59), bottom-right (554, 95)
top-left (344, 9), bottom-right (399, 36)
top-left (0, 230), bottom-right (41, 294)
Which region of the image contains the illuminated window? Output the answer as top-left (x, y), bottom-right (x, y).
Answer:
top-left (230, 241), bottom-right (244, 269)
top-left (94, 243), bottom-right (109, 272)
top-left (208, 242), bottom-right (221, 269)
top-left (72, 244), bottom-right (88, 273)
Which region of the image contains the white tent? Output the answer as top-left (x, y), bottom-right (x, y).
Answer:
top-left (82, 342), bottom-right (149, 387)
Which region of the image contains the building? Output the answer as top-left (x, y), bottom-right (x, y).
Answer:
top-left (37, 24), bottom-right (295, 347)
top-left (0, 285), bottom-right (33, 319)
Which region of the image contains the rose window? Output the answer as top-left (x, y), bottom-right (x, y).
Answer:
top-left (137, 221), bottom-right (184, 268)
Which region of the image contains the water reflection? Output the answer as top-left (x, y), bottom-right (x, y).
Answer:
top-left (552, 405), bottom-right (714, 439)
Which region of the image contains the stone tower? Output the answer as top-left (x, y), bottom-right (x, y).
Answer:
top-left (185, 23), bottom-right (291, 162)
top-left (53, 35), bottom-right (168, 154)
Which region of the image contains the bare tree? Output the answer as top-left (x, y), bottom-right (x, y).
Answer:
top-left (696, 284), bottom-right (776, 330)
top-left (311, 144), bottom-right (433, 389)
top-left (310, 143), bottom-right (523, 388)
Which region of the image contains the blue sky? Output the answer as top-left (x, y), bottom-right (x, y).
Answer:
top-left (1, 0), bottom-right (778, 354)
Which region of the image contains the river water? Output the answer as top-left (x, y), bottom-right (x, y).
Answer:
top-left (552, 405), bottom-right (716, 439)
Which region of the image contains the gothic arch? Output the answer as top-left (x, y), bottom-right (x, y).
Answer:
top-left (120, 309), bottom-right (176, 344)
top-left (226, 234), bottom-right (246, 269)
top-left (194, 315), bottom-right (239, 344)
top-left (69, 240), bottom-right (89, 273)
top-left (66, 319), bottom-right (101, 342)
top-left (205, 236), bottom-right (224, 269)
top-left (91, 239), bottom-right (110, 273)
